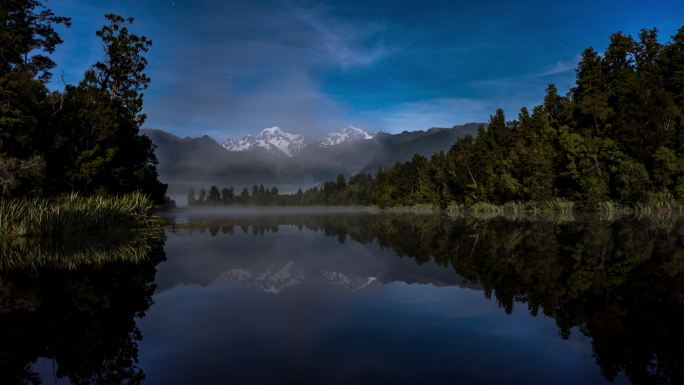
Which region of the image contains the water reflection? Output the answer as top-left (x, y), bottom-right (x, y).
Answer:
top-left (1, 214), bottom-right (683, 385)
top-left (0, 233), bottom-right (165, 385)
top-left (162, 213), bottom-right (684, 385)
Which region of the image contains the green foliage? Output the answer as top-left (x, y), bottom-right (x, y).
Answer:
top-left (0, 1), bottom-right (166, 203)
top-left (0, 192), bottom-right (161, 236)
top-left (283, 25), bottom-right (684, 210)
top-left (0, 0), bottom-right (72, 80)
top-left (92, 14), bottom-right (151, 124)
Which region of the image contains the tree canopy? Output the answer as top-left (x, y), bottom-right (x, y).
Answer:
top-left (0, 1), bottom-right (166, 202)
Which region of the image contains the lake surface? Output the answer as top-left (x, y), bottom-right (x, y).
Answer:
top-left (2, 212), bottom-right (683, 384)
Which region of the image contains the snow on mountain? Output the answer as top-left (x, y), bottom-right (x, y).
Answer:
top-left (221, 126), bottom-right (374, 156)
top-left (222, 126), bottom-right (305, 157)
top-left (319, 126), bottom-right (374, 147)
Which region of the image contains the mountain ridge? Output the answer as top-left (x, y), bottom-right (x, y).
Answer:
top-left (221, 126), bottom-right (375, 157)
top-left (142, 123), bottom-right (481, 203)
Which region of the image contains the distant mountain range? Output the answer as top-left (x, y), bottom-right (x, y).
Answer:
top-left (222, 126), bottom-right (307, 157)
top-left (142, 123), bottom-right (480, 202)
top-left (221, 126), bottom-right (374, 156)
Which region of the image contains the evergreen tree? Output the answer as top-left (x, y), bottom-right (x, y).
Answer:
top-left (574, 48), bottom-right (611, 136)
top-left (207, 185), bottom-right (221, 204)
top-left (221, 187), bottom-right (234, 205)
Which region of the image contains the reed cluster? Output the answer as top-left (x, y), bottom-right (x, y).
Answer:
top-left (0, 192), bottom-right (162, 237)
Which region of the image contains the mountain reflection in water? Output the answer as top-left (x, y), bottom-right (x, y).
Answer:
top-left (2, 213), bottom-right (683, 385)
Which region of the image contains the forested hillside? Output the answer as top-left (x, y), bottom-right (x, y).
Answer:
top-left (189, 26), bottom-right (684, 208)
top-left (371, 27), bottom-right (684, 207)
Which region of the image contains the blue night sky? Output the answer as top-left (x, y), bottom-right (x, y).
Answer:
top-left (47, 0), bottom-right (683, 139)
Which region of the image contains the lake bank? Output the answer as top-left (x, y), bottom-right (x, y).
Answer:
top-left (162, 194), bottom-right (684, 224)
top-left (0, 193), bottom-right (163, 237)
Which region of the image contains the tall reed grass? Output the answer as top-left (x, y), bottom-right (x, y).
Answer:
top-left (0, 192), bottom-right (162, 237)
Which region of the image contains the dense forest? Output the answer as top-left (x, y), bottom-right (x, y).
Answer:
top-left (190, 26), bottom-right (684, 209)
top-left (0, 1), bottom-right (166, 202)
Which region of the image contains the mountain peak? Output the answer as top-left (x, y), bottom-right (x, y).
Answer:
top-left (222, 127), bottom-right (305, 157)
top-left (221, 125), bottom-right (374, 155)
top-left (260, 126), bottom-right (284, 135)
top-left (319, 126), bottom-right (374, 147)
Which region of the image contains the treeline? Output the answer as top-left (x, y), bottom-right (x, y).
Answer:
top-left (374, 27), bottom-right (684, 207)
top-left (192, 26), bottom-right (684, 209)
top-left (188, 173), bottom-right (375, 206)
top-left (1, 1), bottom-right (167, 203)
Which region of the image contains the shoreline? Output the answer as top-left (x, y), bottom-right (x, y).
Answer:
top-left (160, 200), bottom-right (684, 224)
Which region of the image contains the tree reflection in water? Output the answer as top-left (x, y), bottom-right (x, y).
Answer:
top-left (2, 213), bottom-right (683, 385)
top-left (0, 232), bottom-right (165, 385)
top-left (181, 213), bottom-right (684, 385)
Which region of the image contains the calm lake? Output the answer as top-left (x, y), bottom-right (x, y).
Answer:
top-left (3, 211), bottom-right (683, 385)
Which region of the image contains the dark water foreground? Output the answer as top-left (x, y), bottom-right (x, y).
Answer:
top-left (1, 213), bottom-right (683, 385)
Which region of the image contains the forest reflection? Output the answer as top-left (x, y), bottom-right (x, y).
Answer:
top-left (0, 233), bottom-right (165, 385)
top-left (177, 213), bottom-right (684, 385)
top-left (1, 213), bottom-right (683, 385)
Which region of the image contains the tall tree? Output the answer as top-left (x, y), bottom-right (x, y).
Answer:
top-left (44, 14), bottom-right (166, 201)
top-left (91, 14), bottom-right (151, 125)
top-left (0, 0), bottom-right (70, 195)
top-left (574, 48), bottom-right (611, 136)
top-left (0, 0), bottom-right (71, 80)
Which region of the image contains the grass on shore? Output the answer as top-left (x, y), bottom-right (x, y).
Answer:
top-left (0, 192), bottom-right (162, 237)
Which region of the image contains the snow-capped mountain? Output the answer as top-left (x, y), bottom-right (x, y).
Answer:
top-left (319, 126), bottom-right (374, 147)
top-left (222, 126), bottom-right (305, 157)
top-left (221, 126), bottom-right (374, 157)
top-left (145, 123), bottom-right (481, 196)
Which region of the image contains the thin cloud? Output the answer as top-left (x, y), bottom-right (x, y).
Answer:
top-left (369, 98), bottom-right (498, 133)
top-left (529, 55), bottom-right (580, 78)
top-left (289, 5), bottom-right (391, 69)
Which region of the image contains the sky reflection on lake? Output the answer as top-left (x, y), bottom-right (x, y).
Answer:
top-left (137, 217), bottom-right (627, 385)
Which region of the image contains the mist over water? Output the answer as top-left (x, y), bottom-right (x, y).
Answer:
top-left (165, 183), bottom-right (327, 208)
top-left (167, 205), bottom-right (371, 218)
